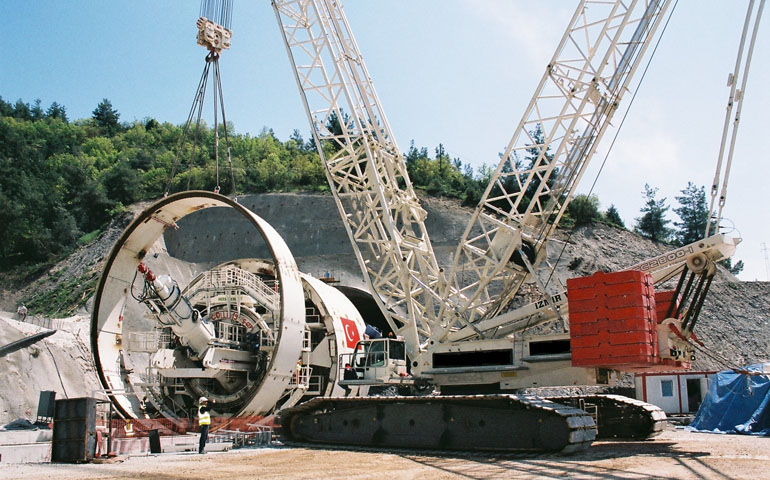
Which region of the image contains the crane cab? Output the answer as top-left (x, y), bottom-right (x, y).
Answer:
top-left (338, 338), bottom-right (412, 385)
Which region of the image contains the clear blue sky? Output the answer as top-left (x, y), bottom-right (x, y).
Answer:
top-left (2, 1), bottom-right (768, 281)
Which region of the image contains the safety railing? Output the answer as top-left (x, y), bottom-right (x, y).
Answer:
top-left (306, 375), bottom-right (324, 395)
top-left (138, 367), bottom-right (160, 388)
top-left (128, 331), bottom-right (159, 352)
top-left (259, 328), bottom-right (276, 349)
top-left (339, 350), bottom-right (391, 383)
top-left (210, 426), bottom-right (273, 448)
top-left (217, 321), bottom-right (244, 344)
top-left (305, 306), bottom-right (322, 324)
top-left (289, 365), bottom-right (312, 389)
top-left (190, 264), bottom-right (280, 311)
top-left (127, 330), bottom-right (175, 352)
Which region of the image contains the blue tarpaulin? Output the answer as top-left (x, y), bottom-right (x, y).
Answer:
top-left (689, 364), bottom-right (770, 435)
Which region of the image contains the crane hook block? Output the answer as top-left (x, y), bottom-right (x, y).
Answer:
top-left (197, 17), bottom-right (232, 52)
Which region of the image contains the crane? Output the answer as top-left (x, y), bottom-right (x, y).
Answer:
top-left (88, 0), bottom-right (753, 453)
top-left (272, 0), bottom-right (673, 370)
top-left (274, 0), bottom-right (743, 451)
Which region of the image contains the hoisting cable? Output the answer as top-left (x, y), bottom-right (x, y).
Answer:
top-left (200, 0), bottom-right (233, 30)
top-left (164, 58), bottom-right (212, 197)
top-left (681, 334), bottom-right (760, 376)
top-left (515, 0), bottom-right (678, 336)
top-left (540, 0), bottom-right (680, 294)
top-left (214, 53), bottom-right (220, 192)
top-left (705, 0), bottom-right (765, 236)
top-left (212, 53), bottom-right (237, 195)
top-left (187, 55), bottom-right (212, 192)
top-left (164, 0), bottom-right (236, 197)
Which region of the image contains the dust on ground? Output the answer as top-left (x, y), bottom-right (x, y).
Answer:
top-left (2, 426), bottom-right (769, 480)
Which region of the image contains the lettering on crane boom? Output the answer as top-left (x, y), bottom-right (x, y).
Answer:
top-left (534, 293), bottom-right (563, 310)
top-left (637, 245), bottom-right (695, 272)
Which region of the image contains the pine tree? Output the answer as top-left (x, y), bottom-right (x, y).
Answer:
top-left (92, 98), bottom-right (121, 136)
top-left (30, 99), bottom-right (44, 121)
top-left (720, 258), bottom-right (745, 276)
top-left (13, 99), bottom-right (31, 120)
top-left (0, 96), bottom-right (13, 117)
top-left (523, 123), bottom-right (555, 206)
top-left (605, 204), bottom-right (625, 228)
top-left (673, 182), bottom-right (709, 246)
top-left (635, 184), bottom-right (672, 242)
top-left (46, 101), bottom-right (68, 122)
top-left (289, 129), bottom-right (305, 150)
top-left (568, 194), bottom-right (600, 226)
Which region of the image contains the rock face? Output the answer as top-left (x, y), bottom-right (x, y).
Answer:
top-left (0, 192), bottom-right (768, 418)
top-left (0, 314), bottom-right (101, 424)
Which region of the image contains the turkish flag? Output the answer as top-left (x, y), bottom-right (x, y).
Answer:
top-left (340, 317), bottom-right (361, 349)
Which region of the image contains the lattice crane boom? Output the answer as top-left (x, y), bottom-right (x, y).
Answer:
top-left (272, 0), bottom-right (448, 359)
top-left (272, 0), bottom-right (673, 363)
top-left (440, 0), bottom-right (673, 338)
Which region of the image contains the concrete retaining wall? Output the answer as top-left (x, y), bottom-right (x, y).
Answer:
top-left (163, 192), bottom-right (473, 287)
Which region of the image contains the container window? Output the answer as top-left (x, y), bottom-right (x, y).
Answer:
top-left (661, 379), bottom-right (674, 397)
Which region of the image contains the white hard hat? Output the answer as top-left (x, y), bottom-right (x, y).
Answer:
top-left (199, 396), bottom-right (208, 403)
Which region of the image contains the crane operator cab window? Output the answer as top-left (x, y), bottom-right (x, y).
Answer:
top-left (349, 338), bottom-right (407, 381)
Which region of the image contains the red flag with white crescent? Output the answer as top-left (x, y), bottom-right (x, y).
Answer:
top-left (340, 317), bottom-right (360, 349)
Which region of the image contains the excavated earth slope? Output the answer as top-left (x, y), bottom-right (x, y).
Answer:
top-left (0, 192), bottom-right (768, 418)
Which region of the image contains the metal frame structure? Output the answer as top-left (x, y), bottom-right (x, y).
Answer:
top-left (443, 0), bottom-right (670, 329)
top-left (273, 0), bottom-right (673, 371)
top-left (91, 191), bottom-right (371, 420)
top-left (91, 192), bottom-right (305, 418)
top-left (705, 0), bottom-right (765, 236)
top-left (273, 0), bottom-right (444, 363)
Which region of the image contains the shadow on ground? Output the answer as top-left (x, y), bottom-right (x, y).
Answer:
top-left (397, 441), bottom-right (729, 480)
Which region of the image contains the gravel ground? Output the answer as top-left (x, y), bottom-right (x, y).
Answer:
top-left (2, 426), bottom-right (769, 480)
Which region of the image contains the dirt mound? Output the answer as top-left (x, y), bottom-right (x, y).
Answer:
top-left (0, 313), bottom-right (100, 424)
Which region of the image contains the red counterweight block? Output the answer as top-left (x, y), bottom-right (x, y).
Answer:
top-left (654, 289), bottom-right (681, 322)
top-left (567, 270), bottom-right (659, 369)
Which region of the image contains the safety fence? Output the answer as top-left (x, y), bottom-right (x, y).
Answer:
top-left (11, 314), bottom-right (81, 333)
top-left (109, 416), bottom-right (275, 440)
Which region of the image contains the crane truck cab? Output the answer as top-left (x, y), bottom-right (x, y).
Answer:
top-left (338, 338), bottom-right (412, 386)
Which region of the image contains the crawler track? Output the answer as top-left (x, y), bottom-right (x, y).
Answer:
top-left (279, 394), bottom-right (596, 454)
top-left (544, 394), bottom-right (666, 439)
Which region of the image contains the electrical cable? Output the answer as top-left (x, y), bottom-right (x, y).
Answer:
top-left (44, 343), bottom-right (69, 398)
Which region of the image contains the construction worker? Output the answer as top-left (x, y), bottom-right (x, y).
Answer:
top-left (342, 363), bottom-right (358, 397)
top-left (17, 304), bottom-right (27, 321)
top-left (295, 360), bottom-right (302, 385)
top-left (198, 396), bottom-right (211, 454)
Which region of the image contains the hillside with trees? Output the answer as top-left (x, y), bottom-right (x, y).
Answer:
top-left (0, 96), bottom-right (497, 268)
top-left (1, 95), bottom-right (742, 276)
